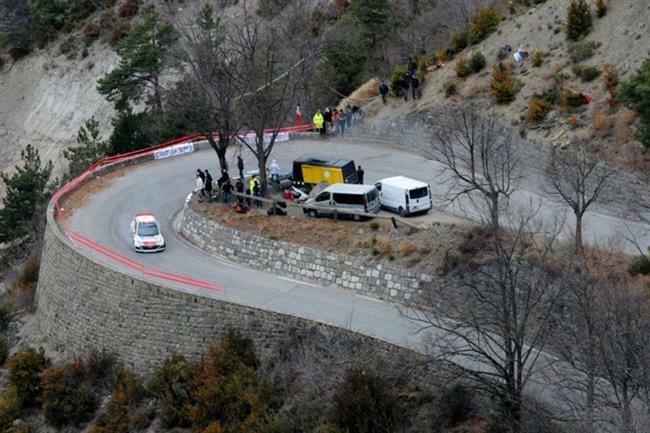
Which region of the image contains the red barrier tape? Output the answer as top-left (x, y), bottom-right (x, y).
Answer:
top-left (53, 125), bottom-right (313, 293)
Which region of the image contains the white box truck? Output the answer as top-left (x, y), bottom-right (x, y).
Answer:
top-left (375, 176), bottom-right (432, 216)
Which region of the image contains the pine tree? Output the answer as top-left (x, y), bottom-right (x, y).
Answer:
top-left (566, 0), bottom-right (593, 41)
top-left (620, 58), bottom-right (650, 149)
top-left (350, 0), bottom-right (394, 47)
top-left (0, 145), bottom-right (53, 242)
top-left (63, 117), bottom-right (108, 179)
top-left (97, 13), bottom-right (176, 111)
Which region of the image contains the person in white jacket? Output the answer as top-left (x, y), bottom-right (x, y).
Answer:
top-left (269, 160), bottom-right (280, 183)
top-left (194, 173), bottom-right (204, 201)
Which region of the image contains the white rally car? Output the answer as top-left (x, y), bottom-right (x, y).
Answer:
top-left (130, 213), bottom-right (165, 253)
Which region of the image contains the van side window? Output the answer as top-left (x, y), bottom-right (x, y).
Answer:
top-left (333, 193), bottom-right (363, 205)
top-left (315, 192), bottom-right (330, 202)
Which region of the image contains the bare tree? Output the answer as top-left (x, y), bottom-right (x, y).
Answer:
top-left (407, 207), bottom-right (567, 433)
top-left (167, 4), bottom-right (244, 173)
top-left (594, 281), bottom-right (650, 433)
top-left (233, 8), bottom-right (305, 195)
top-left (545, 146), bottom-right (612, 254)
top-left (425, 108), bottom-right (519, 233)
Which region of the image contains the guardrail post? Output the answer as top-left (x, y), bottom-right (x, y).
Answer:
top-left (391, 217), bottom-right (398, 229)
top-left (334, 209), bottom-right (338, 222)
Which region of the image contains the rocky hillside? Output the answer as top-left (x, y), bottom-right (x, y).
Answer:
top-left (364, 0), bottom-right (650, 172)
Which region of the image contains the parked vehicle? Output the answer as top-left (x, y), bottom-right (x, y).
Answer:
top-left (375, 176), bottom-right (431, 216)
top-left (292, 157), bottom-right (357, 187)
top-left (303, 183), bottom-right (380, 221)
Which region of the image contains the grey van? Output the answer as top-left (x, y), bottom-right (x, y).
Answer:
top-left (303, 184), bottom-right (380, 221)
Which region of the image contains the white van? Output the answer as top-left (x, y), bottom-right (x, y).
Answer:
top-left (375, 176), bottom-right (431, 216)
top-left (303, 183), bottom-right (380, 221)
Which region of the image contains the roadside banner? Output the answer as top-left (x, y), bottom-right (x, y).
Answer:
top-left (153, 141), bottom-right (194, 160)
top-left (237, 131), bottom-right (290, 146)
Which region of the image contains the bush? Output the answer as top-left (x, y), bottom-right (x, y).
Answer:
top-left (532, 51), bottom-right (544, 67)
top-left (118, 0), bottom-right (140, 18)
top-left (85, 349), bottom-right (117, 388)
top-left (12, 256), bottom-right (41, 293)
top-left (595, 0), bottom-right (607, 18)
top-left (368, 221), bottom-right (380, 231)
top-left (42, 363), bottom-right (98, 427)
top-left (185, 330), bottom-right (274, 432)
top-left (568, 41), bottom-right (596, 63)
top-left (444, 81), bottom-right (458, 98)
top-left (454, 55), bottom-right (472, 78)
top-left (528, 98), bottom-right (552, 123)
top-left (89, 369), bottom-right (145, 433)
top-left (490, 65), bottom-right (518, 104)
top-left (149, 354), bottom-right (192, 428)
top-left (534, 87), bottom-right (561, 106)
top-left (572, 65), bottom-right (601, 81)
top-left (468, 7), bottom-right (500, 45)
top-left (452, 28), bottom-right (468, 52)
top-left (0, 386), bottom-right (20, 431)
top-left (566, 0), bottom-right (592, 41)
top-left (332, 368), bottom-right (399, 433)
top-left (7, 347), bottom-right (51, 408)
top-left (602, 64), bottom-right (619, 106)
top-left (59, 36), bottom-right (75, 55)
top-left (561, 89), bottom-right (588, 108)
top-left (469, 52), bottom-right (486, 73)
top-left (0, 337), bottom-right (8, 366)
top-left (628, 255), bottom-right (650, 276)
top-left (389, 64), bottom-right (409, 97)
top-left (620, 57), bottom-right (650, 148)
top-left (437, 384), bottom-right (473, 428)
top-left (399, 242), bottom-right (417, 257)
top-left (441, 250), bottom-right (462, 275)
top-left (0, 304), bottom-right (11, 333)
top-left (594, 111), bottom-right (609, 131)
top-left (83, 21), bottom-right (100, 43)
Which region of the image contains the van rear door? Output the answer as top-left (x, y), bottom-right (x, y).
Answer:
top-left (408, 186), bottom-right (431, 212)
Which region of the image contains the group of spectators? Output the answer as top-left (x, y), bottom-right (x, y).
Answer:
top-left (195, 168), bottom-right (235, 204)
top-left (312, 104), bottom-right (365, 136)
top-left (379, 59), bottom-right (421, 104)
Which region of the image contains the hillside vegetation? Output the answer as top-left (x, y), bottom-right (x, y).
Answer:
top-left (359, 0), bottom-right (650, 172)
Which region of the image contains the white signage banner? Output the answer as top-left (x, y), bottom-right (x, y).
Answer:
top-left (153, 142), bottom-right (195, 160)
top-left (237, 131), bottom-right (290, 146)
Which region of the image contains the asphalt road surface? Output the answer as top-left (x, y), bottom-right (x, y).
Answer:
top-left (66, 137), bottom-right (649, 425)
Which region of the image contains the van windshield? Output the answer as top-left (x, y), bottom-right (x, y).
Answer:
top-left (409, 187), bottom-right (428, 199)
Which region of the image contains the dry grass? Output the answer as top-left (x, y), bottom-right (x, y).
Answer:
top-left (399, 242), bottom-right (417, 257)
top-left (197, 201), bottom-right (462, 271)
top-left (339, 78), bottom-right (381, 109)
top-left (568, 113), bottom-right (579, 128)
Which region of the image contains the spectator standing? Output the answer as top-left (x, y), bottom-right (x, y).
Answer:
top-left (235, 179), bottom-right (245, 204)
top-left (204, 169), bottom-right (214, 203)
top-left (401, 77), bottom-right (409, 102)
top-left (332, 109), bottom-right (341, 135)
top-left (351, 105), bottom-right (359, 127)
top-left (345, 104), bottom-right (352, 128)
top-left (269, 159), bottom-right (280, 183)
top-left (195, 173), bottom-right (204, 202)
top-left (237, 154), bottom-right (245, 181)
top-left (323, 107), bottom-right (333, 133)
top-left (222, 179), bottom-right (233, 204)
top-left (379, 81), bottom-right (389, 105)
top-left (356, 165), bottom-right (365, 184)
top-left (338, 110), bottom-right (347, 136)
top-left (197, 169), bottom-right (206, 197)
top-left (313, 110), bottom-right (324, 135)
top-left (411, 76), bottom-right (420, 100)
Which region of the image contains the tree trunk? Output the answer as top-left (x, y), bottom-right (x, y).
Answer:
top-left (207, 134), bottom-right (228, 174)
top-left (257, 143), bottom-right (269, 197)
top-left (490, 193), bottom-right (500, 233)
top-left (575, 212), bottom-right (584, 255)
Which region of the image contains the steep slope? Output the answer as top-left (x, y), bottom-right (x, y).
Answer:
top-left (367, 0), bottom-right (650, 171)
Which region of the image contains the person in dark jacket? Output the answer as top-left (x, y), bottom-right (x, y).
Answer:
top-left (356, 165), bottom-right (364, 184)
top-left (235, 179), bottom-right (245, 204)
top-left (411, 76), bottom-right (420, 100)
top-left (338, 111), bottom-right (347, 136)
top-left (222, 179), bottom-right (233, 204)
top-left (379, 81), bottom-right (389, 104)
top-left (237, 155), bottom-right (244, 181)
top-left (401, 77), bottom-right (409, 102)
top-left (204, 169), bottom-right (214, 203)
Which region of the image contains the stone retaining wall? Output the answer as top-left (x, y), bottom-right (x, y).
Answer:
top-left (180, 202), bottom-right (432, 304)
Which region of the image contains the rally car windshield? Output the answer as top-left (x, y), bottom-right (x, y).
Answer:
top-left (137, 222), bottom-right (159, 237)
